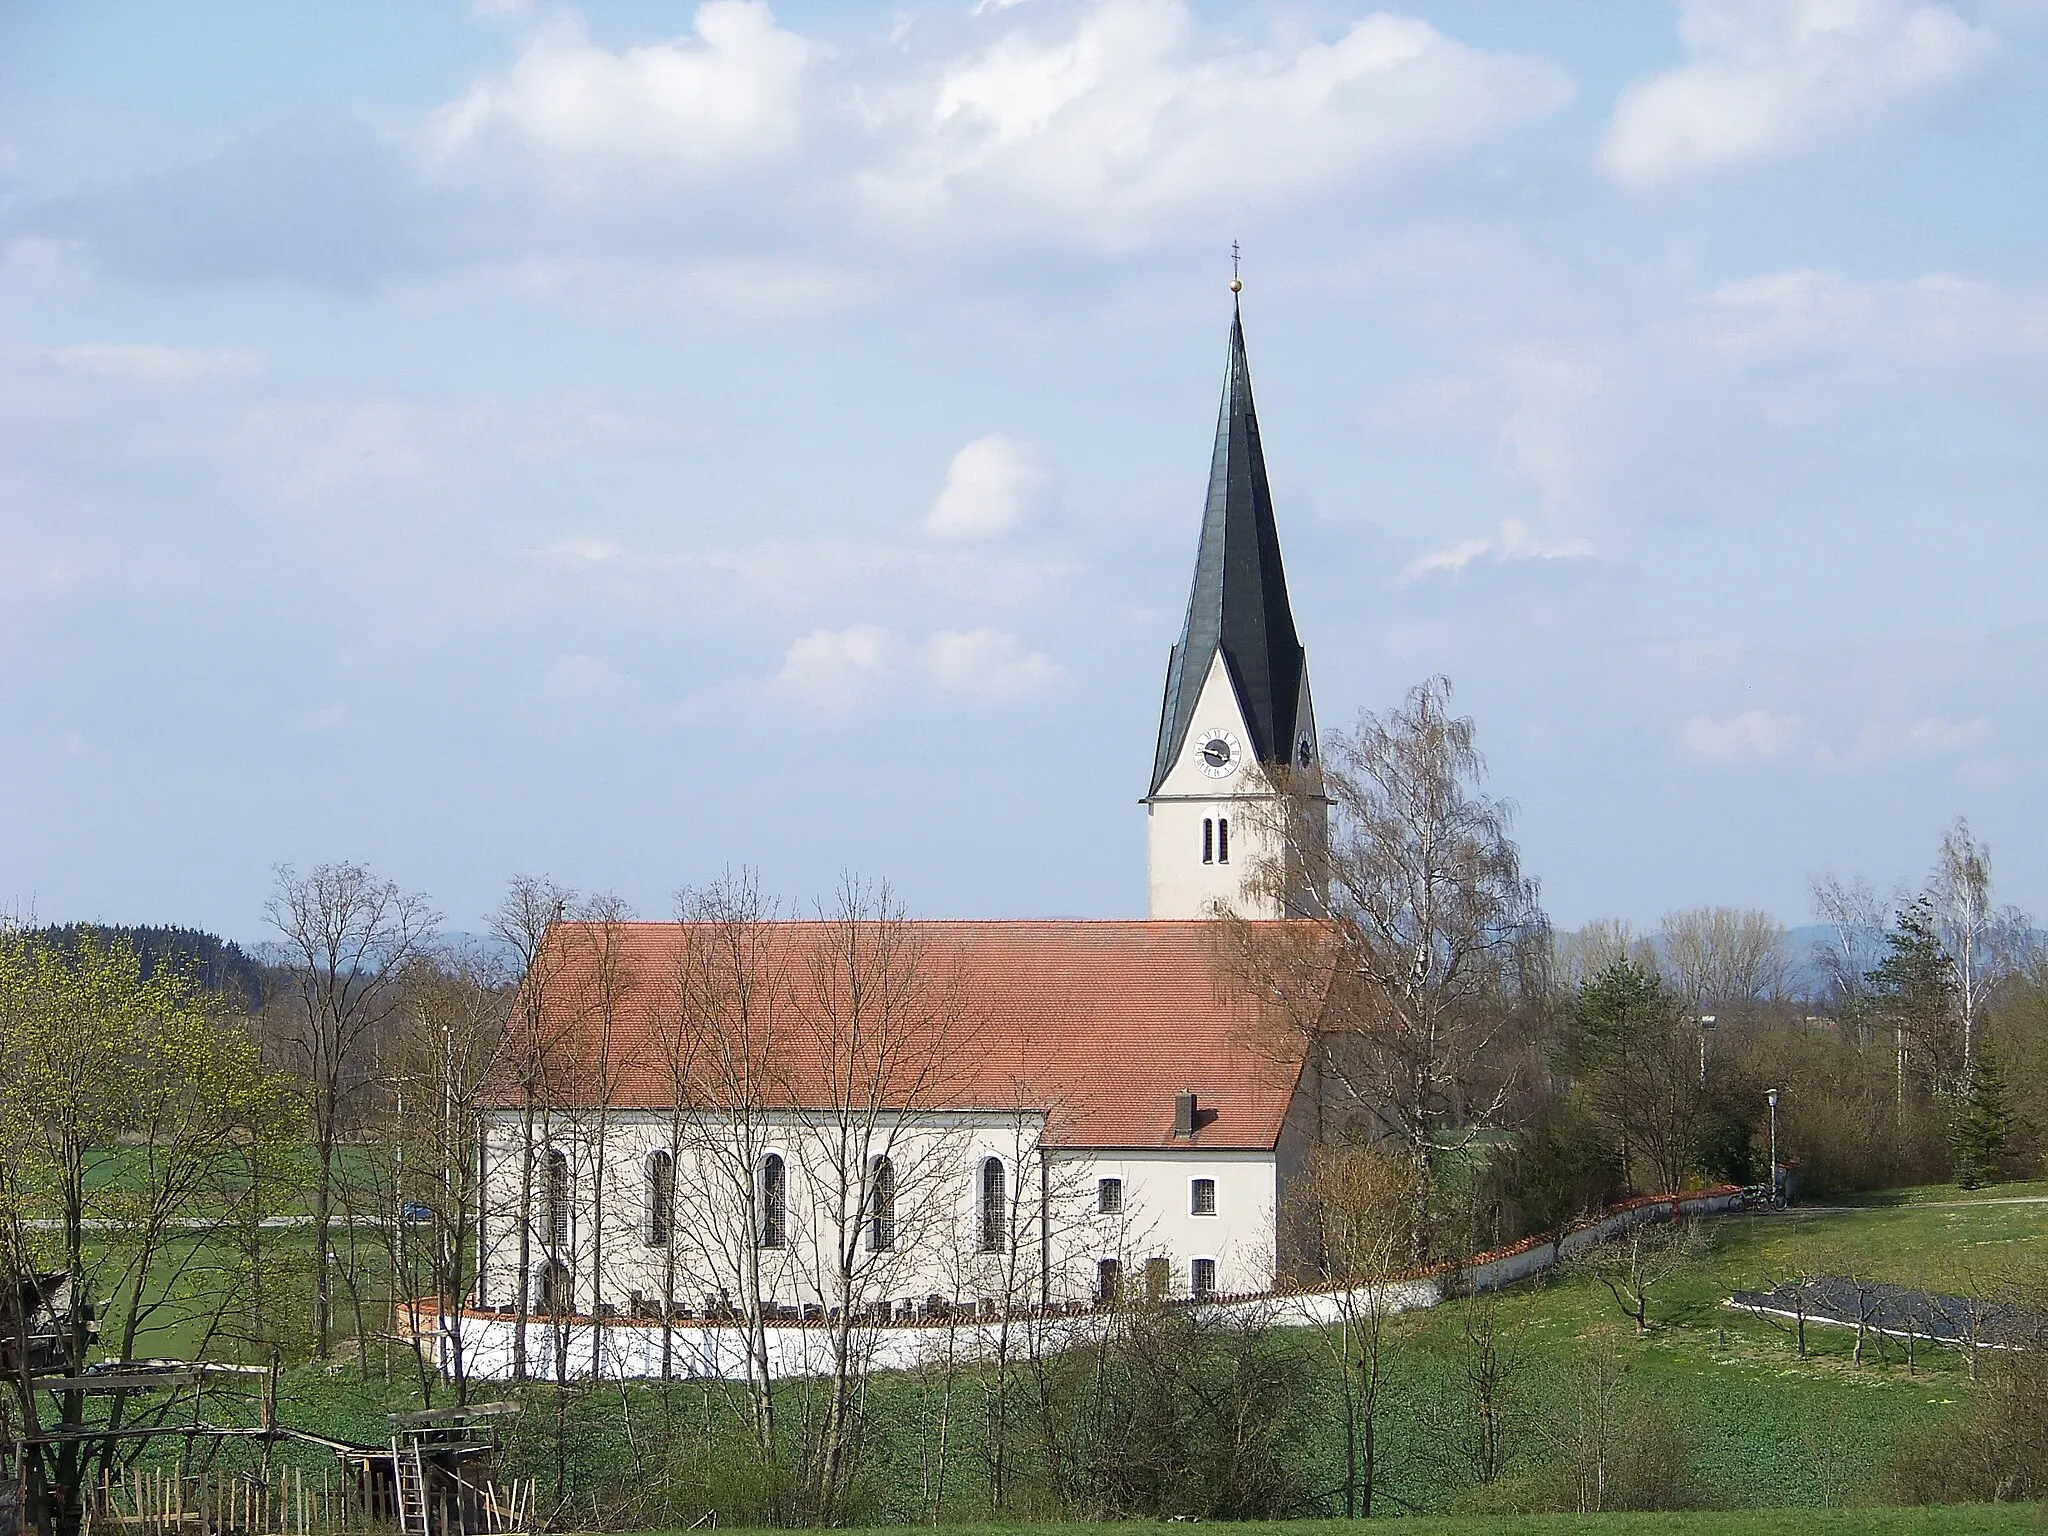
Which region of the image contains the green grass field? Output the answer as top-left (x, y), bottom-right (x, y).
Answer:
top-left (645, 1514), bottom-right (2045, 1536)
top-left (90, 1183), bottom-right (2048, 1523)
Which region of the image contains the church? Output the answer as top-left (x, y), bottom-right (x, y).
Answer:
top-left (474, 293), bottom-right (1336, 1338)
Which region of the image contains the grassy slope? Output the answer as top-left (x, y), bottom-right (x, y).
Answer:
top-left (651, 1515), bottom-right (2046, 1536)
top-left (104, 1186), bottom-right (2048, 1517)
top-left (1363, 1190), bottom-right (2048, 1512)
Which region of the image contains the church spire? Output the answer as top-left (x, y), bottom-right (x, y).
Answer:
top-left (1147, 296), bottom-right (1306, 796)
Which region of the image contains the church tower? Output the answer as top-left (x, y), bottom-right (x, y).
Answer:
top-left (1145, 291), bottom-right (1321, 919)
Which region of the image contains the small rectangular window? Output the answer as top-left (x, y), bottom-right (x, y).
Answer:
top-left (1191, 1177), bottom-right (1217, 1216)
top-left (1191, 1257), bottom-right (1216, 1300)
top-left (1217, 817), bottom-right (1229, 864)
top-left (1202, 818), bottom-right (1214, 864)
top-left (1097, 1177), bottom-right (1122, 1215)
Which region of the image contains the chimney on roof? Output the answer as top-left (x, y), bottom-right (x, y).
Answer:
top-left (1173, 1090), bottom-right (1197, 1138)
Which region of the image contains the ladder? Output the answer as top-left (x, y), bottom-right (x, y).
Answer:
top-left (391, 1436), bottom-right (432, 1536)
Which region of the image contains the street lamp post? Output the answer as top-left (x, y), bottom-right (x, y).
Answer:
top-left (1765, 1087), bottom-right (1781, 1206)
top-left (1699, 1014), bottom-right (1717, 1088)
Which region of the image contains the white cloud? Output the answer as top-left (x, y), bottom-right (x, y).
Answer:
top-left (924, 433), bottom-right (1050, 540)
top-left (429, 2), bottom-right (821, 183)
top-left (1678, 709), bottom-right (1805, 762)
top-left (865, 0), bottom-right (1569, 245)
top-left (1689, 269), bottom-right (2048, 362)
top-left (46, 343), bottom-right (260, 385)
top-left (1841, 712), bottom-right (1990, 761)
top-left (921, 626), bottom-right (1063, 697)
top-left (772, 623), bottom-right (1061, 712)
top-left (775, 623), bottom-right (899, 712)
top-left (1604, 0), bottom-right (1993, 187)
top-left (1500, 346), bottom-right (1604, 511)
top-left (1402, 519), bottom-right (1594, 581)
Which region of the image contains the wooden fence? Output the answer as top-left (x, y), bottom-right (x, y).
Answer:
top-left (83, 1467), bottom-right (535, 1536)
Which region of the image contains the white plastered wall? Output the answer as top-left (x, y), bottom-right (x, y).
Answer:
top-left (478, 1109), bottom-right (1280, 1315)
top-left (1046, 1147), bottom-right (1277, 1300)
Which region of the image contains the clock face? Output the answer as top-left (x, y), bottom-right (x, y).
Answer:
top-left (1196, 729), bottom-right (1242, 778)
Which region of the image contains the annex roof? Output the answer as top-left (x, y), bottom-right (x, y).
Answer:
top-left (1149, 299), bottom-right (1307, 796)
top-left (486, 919), bottom-right (1313, 1151)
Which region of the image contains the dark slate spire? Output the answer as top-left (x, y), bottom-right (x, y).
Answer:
top-left (1148, 299), bottom-right (1306, 796)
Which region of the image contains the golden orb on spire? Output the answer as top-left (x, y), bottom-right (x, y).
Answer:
top-left (1230, 277), bottom-right (1242, 293)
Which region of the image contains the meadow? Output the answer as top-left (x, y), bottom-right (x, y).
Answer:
top-left (85, 1182), bottom-right (2047, 1525)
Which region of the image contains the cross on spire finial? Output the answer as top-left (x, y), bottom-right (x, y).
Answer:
top-left (1229, 241), bottom-right (1242, 293)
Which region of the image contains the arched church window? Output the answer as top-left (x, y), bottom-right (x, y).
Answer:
top-left (1218, 818), bottom-right (1230, 864)
top-left (1202, 819), bottom-right (1214, 864)
top-left (760, 1153), bottom-right (787, 1249)
top-left (544, 1148), bottom-right (570, 1250)
top-left (868, 1156), bottom-right (896, 1252)
top-left (978, 1157), bottom-right (1006, 1253)
top-left (645, 1151), bottom-right (674, 1248)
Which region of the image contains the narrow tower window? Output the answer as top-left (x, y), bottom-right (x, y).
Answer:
top-left (759, 1153), bottom-right (786, 1249)
top-left (979, 1157), bottom-right (1006, 1253)
top-left (1218, 817), bottom-right (1230, 864)
top-left (1202, 818), bottom-right (1214, 864)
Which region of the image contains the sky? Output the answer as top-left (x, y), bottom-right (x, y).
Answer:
top-left (2, 0), bottom-right (2045, 944)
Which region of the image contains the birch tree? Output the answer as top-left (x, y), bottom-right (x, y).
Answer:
top-left (1232, 676), bottom-right (1549, 1255)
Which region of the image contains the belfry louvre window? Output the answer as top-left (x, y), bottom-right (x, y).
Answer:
top-left (868, 1155), bottom-right (897, 1253)
top-left (760, 1153), bottom-right (787, 1249)
top-left (1097, 1177), bottom-right (1122, 1215)
top-left (1191, 1257), bottom-right (1217, 1300)
top-left (1191, 1177), bottom-right (1217, 1216)
top-left (645, 1151), bottom-right (674, 1248)
top-left (545, 1149), bottom-right (570, 1249)
top-left (979, 1157), bottom-right (1006, 1253)
top-left (1217, 818), bottom-right (1229, 864)
top-left (1202, 819), bottom-right (1214, 864)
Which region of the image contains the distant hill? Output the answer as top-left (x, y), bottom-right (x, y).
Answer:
top-left (33, 923), bottom-right (274, 1008)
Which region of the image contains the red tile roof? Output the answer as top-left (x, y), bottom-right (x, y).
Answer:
top-left (487, 919), bottom-right (1314, 1150)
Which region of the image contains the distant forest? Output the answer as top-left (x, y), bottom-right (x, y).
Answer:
top-left (33, 923), bottom-right (272, 1008)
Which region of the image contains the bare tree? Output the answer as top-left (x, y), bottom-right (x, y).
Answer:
top-left (1232, 677), bottom-right (1548, 1256)
top-left (1809, 875), bottom-right (1885, 1033)
top-left (1658, 907), bottom-right (1788, 1016)
top-left (1571, 1219), bottom-right (1704, 1335)
top-left (388, 943), bottom-right (507, 1403)
top-left (567, 893), bottom-right (637, 1379)
top-left (1555, 920), bottom-right (1658, 994)
top-left (1286, 1146), bottom-right (1411, 1517)
top-left (782, 880), bottom-right (981, 1523)
top-left (664, 873), bottom-right (794, 1515)
top-left (267, 862), bottom-right (438, 1360)
top-left (489, 874), bottom-right (577, 1383)
top-left (1422, 1285), bottom-right (1533, 1492)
